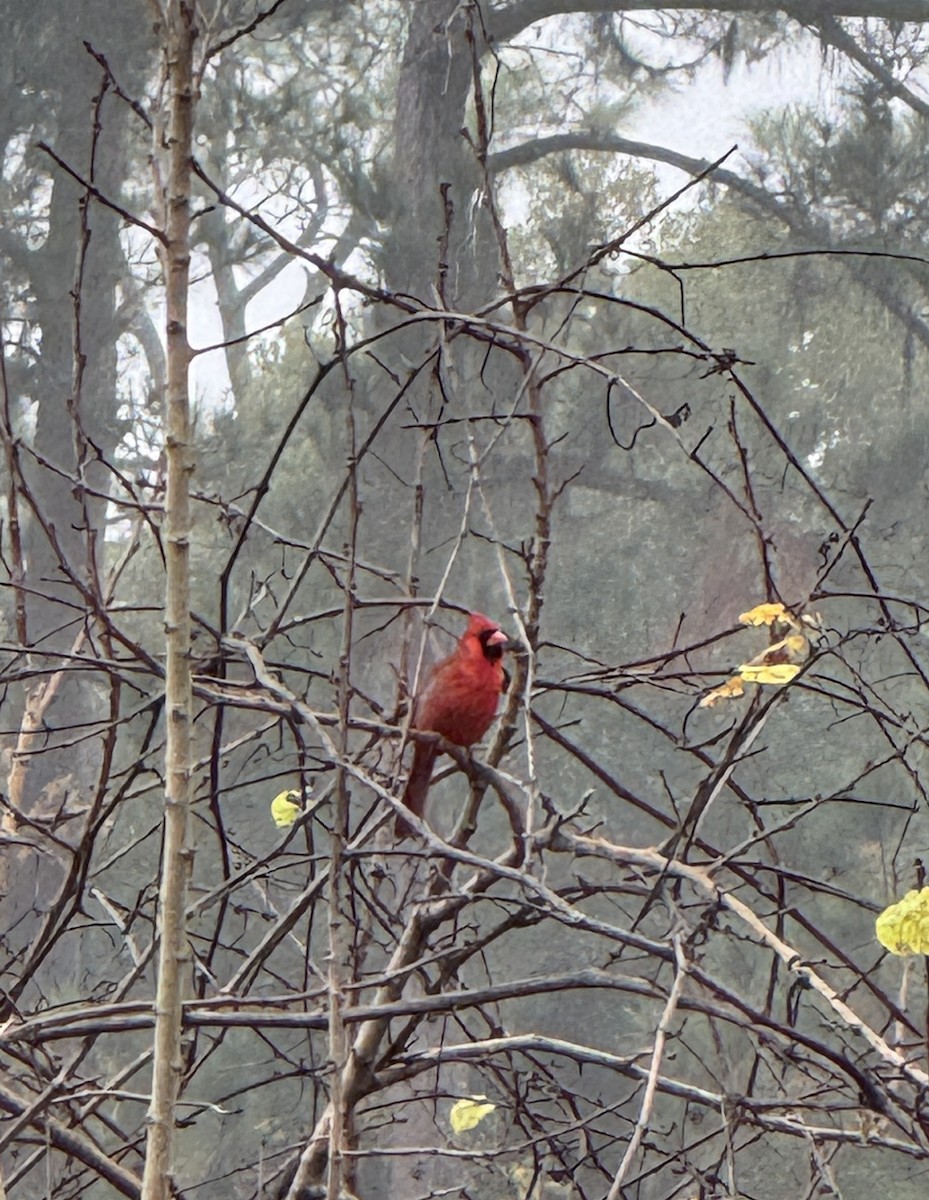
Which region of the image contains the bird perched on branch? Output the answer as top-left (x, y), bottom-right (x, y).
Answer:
top-left (397, 611), bottom-right (510, 836)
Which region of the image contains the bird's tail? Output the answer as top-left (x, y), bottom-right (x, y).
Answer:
top-left (396, 739), bottom-right (437, 837)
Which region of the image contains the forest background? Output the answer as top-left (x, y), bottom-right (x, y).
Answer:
top-left (3, 2), bottom-right (929, 1199)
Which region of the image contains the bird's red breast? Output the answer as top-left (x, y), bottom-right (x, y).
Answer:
top-left (412, 612), bottom-right (508, 746)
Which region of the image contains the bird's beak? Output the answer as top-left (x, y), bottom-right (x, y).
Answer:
top-left (487, 629), bottom-right (509, 648)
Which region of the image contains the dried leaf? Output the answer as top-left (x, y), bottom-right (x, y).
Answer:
top-left (449, 1096), bottom-right (496, 1134)
top-left (738, 603), bottom-right (788, 626)
top-left (271, 789), bottom-right (302, 828)
top-left (876, 888), bottom-right (929, 955)
top-left (737, 663), bottom-right (801, 685)
top-left (739, 634), bottom-right (809, 671)
top-left (699, 676), bottom-right (746, 707)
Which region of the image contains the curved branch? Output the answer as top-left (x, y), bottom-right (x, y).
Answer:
top-left (491, 131), bottom-right (929, 353)
top-left (489, 0), bottom-right (929, 46)
top-left (801, 8), bottom-right (929, 119)
top-left (489, 131), bottom-right (772, 207)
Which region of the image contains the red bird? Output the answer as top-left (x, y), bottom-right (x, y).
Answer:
top-left (398, 612), bottom-right (510, 835)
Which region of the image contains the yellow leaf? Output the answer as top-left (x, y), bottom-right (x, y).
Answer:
top-left (449, 1096), bottom-right (496, 1134)
top-left (271, 790), bottom-right (302, 828)
top-left (738, 603), bottom-right (788, 627)
top-left (699, 676), bottom-right (745, 707)
top-left (738, 663), bottom-right (801, 685)
top-left (876, 888), bottom-right (929, 955)
top-left (739, 634), bottom-right (810, 670)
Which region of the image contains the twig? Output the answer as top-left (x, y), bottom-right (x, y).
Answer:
top-left (37, 141), bottom-right (166, 244)
top-left (606, 936), bottom-right (689, 1198)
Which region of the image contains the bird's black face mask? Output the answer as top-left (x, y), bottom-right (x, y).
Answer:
top-left (478, 627), bottom-right (509, 661)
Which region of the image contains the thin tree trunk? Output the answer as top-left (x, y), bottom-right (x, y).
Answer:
top-left (142, 2), bottom-right (196, 1197)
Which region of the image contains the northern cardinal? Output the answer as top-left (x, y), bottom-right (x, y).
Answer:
top-left (397, 612), bottom-right (510, 835)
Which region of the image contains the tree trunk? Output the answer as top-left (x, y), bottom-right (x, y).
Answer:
top-left (388, 0), bottom-right (498, 303)
top-left (141, 1), bottom-right (196, 1196)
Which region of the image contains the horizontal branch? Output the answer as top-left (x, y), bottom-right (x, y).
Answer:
top-left (2, 968), bottom-right (663, 1044)
top-left (380, 1030), bottom-right (927, 1159)
top-left (490, 0), bottom-right (929, 45)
